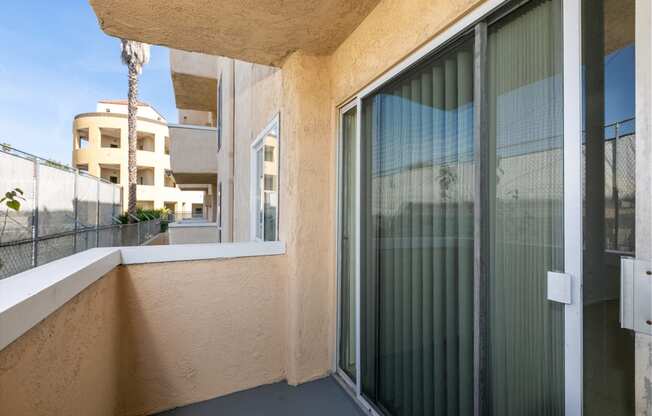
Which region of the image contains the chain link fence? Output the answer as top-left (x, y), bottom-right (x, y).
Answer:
top-left (0, 146), bottom-right (161, 280)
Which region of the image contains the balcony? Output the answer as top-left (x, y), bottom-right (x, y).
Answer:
top-left (0, 242), bottom-right (359, 415)
top-left (168, 124), bottom-right (218, 185)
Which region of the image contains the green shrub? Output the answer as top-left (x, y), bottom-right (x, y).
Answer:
top-left (116, 208), bottom-right (170, 224)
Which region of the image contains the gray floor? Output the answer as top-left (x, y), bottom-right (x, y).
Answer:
top-left (154, 376), bottom-right (366, 416)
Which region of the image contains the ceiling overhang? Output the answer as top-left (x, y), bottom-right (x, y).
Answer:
top-left (89, 0), bottom-right (381, 66)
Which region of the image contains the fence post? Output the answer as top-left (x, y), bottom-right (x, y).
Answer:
top-left (73, 170), bottom-right (79, 252)
top-left (31, 157), bottom-right (39, 267)
top-left (96, 178), bottom-right (101, 247)
top-left (613, 122), bottom-right (620, 248)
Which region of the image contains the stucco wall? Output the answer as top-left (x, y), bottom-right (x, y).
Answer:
top-left (120, 257), bottom-right (287, 415)
top-left (0, 255), bottom-right (288, 416)
top-left (279, 52), bottom-right (337, 384)
top-left (168, 223), bottom-right (220, 244)
top-left (0, 268), bottom-right (124, 416)
top-left (232, 61), bottom-right (282, 242)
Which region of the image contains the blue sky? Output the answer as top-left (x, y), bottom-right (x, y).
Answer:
top-left (0, 0), bottom-right (176, 165)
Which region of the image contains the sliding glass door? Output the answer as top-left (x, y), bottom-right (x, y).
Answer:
top-left (486, 1), bottom-right (565, 414)
top-left (337, 0), bottom-right (583, 414)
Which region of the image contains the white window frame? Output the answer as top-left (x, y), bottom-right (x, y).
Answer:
top-left (250, 114), bottom-right (280, 241)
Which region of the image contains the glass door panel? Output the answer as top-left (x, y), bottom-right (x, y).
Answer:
top-left (339, 106), bottom-right (358, 381)
top-left (486, 0), bottom-right (565, 414)
top-left (581, 0), bottom-right (636, 414)
top-left (361, 37), bottom-right (475, 416)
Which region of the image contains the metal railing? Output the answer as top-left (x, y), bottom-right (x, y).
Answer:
top-left (0, 219), bottom-right (161, 279)
top-left (0, 145), bottom-right (161, 279)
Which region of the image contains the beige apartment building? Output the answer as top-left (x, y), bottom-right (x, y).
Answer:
top-left (72, 100), bottom-right (207, 216)
top-left (3, 1), bottom-right (652, 416)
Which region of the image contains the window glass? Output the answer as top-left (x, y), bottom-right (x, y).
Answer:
top-left (361, 37), bottom-right (475, 415)
top-left (252, 117), bottom-right (279, 241)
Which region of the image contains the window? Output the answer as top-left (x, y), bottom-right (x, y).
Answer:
top-left (251, 115), bottom-right (279, 241)
top-left (263, 174), bottom-right (275, 191)
top-left (100, 128), bottom-right (121, 148)
top-left (218, 182), bottom-right (223, 243)
top-left (264, 145), bottom-right (274, 162)
top-left (109, 176), bottom-right (118, 184)
top-left (217, 74), bottom-right (223, 152)
top-left (338, 104), bottom-right (357, 383)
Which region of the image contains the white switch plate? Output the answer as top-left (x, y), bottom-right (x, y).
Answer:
top-left (547, 271), bottom-right (572, 304)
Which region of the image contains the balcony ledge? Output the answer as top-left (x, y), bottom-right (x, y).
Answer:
top-left (0, 241), bottom-right (285, 351)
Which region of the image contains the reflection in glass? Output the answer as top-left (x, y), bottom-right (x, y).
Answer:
top-left (253, 119), bottom-right (279, 241)
top-left (486, 1), bottom-right (564, 414)
top-left (582, 0), bottom-right (636, 414)
top-left (361, 38), bottom-right (475, 415)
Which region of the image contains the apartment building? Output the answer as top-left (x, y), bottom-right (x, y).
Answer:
top-left (2, 1), bottom-right (651, 415)
top-left (72, 100), bottom-right (207, 216)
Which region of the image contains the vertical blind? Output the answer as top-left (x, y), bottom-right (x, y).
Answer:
top-left (361, 38), bottom-right (475, 416)
top-left (487, 0), bottom-right (564, 414)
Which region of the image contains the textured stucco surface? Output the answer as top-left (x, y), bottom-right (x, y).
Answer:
top-left (279, 52), bottom-right (336, 384)
top-left (171, 73), bottom-right (217, 113)
top-left (329, 0), bottom-right (484, 105)
top-left (232, 61), bottom-right (282, 242)
top-left (120, 257), bottom-right (287, 415)
top-left (89, 0), bottom-right (381, 66)
top-left (0, 255), bottom-right (288, 416)
top-left (0, 269), bottom-right (123, 416)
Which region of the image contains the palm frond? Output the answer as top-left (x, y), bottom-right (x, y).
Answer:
top-left (120, 39), bottom-right (150, 74)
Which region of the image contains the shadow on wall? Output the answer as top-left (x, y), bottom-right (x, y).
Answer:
top-left (0, 255), bottom-right (291, 415)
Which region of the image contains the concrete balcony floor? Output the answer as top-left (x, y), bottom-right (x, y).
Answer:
top-left (155, 377), bottom-right (364, 416)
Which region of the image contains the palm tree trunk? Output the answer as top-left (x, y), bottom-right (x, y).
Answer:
top-left (127, 62), bottom-right (138, 222)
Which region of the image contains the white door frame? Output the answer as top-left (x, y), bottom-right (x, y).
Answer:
top-left (333, 0), bottom-right (585, 414)
top-left (562, 0), bottom-right (584, 414)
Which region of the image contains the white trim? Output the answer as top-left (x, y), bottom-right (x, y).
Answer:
top-left (353, 96), bottom-right (362, 396)
top-left (120, 241), bottom-right (286, 264)
top-left (0, 248), bottom-right (121, 351)
top-left (357, 0), bottom-right (510, 100)
top-left (334, 100), bottom-right (361, 385)
top-left (167, 124), bottom-right (218, 132)
top-left (0, 241), bottom-right (286, 351)
top-left (250, 114), bottom-right (281, 241)
top-left (168, 221), bottom-right (218, 228)
top-left (562, 0), bottom-right (583, 414)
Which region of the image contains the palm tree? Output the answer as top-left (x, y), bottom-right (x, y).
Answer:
top-left (120, 39), bottom-right (150, 222)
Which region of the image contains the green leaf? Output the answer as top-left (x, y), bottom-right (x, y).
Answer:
top-left (14, 188), bottom-right (23, 195)
top-left (6, 200), bottom-right (20, 211)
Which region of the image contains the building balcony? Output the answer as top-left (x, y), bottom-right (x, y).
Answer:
top-left (0, 242), bottom-right (360, 415)
top-left (168, 124), bottom-right (218, 185)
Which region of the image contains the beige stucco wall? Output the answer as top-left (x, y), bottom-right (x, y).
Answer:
top-left (0, 268), bottom-right (124, 416)
top-left (0, 255), bottom-right (288, 416)
top-left (232, 61), bottom-right (282, 242)
top-left (168, 223), bottom-right (220, 244)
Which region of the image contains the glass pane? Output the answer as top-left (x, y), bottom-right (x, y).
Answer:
top-left (339, 106), bottom-right (357, 381)
top-left (486, 1), bottom-right (564, 414)
top-left (361, 37), bottom-right (475, 415)
top-left (582, 0), bottom-right (636, 414)
top-left (255, 147), bottom-right (263, 240)
top-left (253, 118), bottom-right (279, 241)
